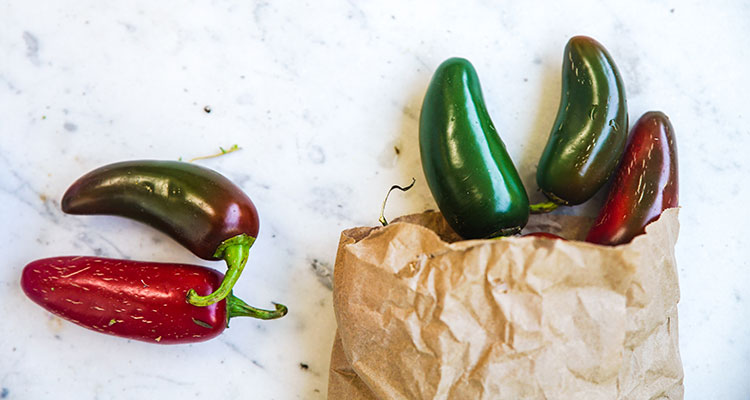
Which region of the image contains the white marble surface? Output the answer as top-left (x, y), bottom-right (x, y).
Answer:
top-left (1, 1), bottom-right (748, 399)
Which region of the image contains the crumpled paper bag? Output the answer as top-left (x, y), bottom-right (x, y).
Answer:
top-left (328, 208), bottom-right (683, 399)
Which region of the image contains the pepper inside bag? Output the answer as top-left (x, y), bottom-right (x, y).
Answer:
top-left (328, 209), bottom-right (683, 400)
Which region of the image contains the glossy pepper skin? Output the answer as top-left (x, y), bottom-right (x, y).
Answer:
top-left (420, 58), bottom-right (529, 239)
top-left (21, 257), bottom-right (287, 344)
top-left (61, 160), bottom-right (258, 261)
top-left (537, 36), bottom-right (628, 205)
top-left (61, 160), bottom-right (264, 307)
top-left (586, 112), bottom-right (678, 245)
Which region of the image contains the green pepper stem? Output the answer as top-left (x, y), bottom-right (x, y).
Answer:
top-left (186, 234), bottom-right (255, 307)
top-left (529, 201), bottom-right (559, 214)
top-left (226, 293), bottom-right (288, 321)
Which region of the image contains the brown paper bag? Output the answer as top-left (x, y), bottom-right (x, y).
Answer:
top-left (328, 209), bottom-right (683, 399)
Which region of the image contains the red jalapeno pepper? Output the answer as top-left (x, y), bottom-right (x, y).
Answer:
top-left (21, 256), bottom-right (287, 344)
top-left (523, 232), bottom-right (565, 240)
top-left (61, 160), bottom-right (262, 307)
top-left (586, 111), bottom-right (678, 245)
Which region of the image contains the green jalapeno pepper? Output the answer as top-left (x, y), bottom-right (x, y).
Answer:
top-left (536, 36), bottom-right (628, 206)
top-left (61, 160), bottom-right (274, 308)
top-left (419, 58), bottom-right (529, 239)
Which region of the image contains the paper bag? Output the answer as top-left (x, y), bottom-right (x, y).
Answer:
top-left (328, 209), bottom-right (683, 399)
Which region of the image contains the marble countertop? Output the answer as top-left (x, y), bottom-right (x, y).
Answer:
top-left (2, 1), bottom-right (748, 399)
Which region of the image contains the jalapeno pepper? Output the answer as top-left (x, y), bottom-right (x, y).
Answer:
top-left (523, 232), bottom-right (565, 240)
top-left (586, 111), bottom-right (678, 245)
top-left (21, 257), bottom-right (286, 344)
top-left (419, 57), bottom-right (529, 239)
top-left (536, 36), bottom-right (628, 206)
top-left (61, 160), bottom-right (260, 307)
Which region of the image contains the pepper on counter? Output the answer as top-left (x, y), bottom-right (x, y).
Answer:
top-left (420, 57), bottom-right (529, 239)
top-left (534, 36), bottom-right (629, 210)
top-left (21, 257), bottom-right (287, 344)
top-left (586, 111), bottom-right (678, 245)
top-left (61, 160), bottom-right (267, 307)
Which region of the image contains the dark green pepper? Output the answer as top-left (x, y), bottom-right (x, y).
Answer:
top-left (536, 36), bottom-right (628, 206)
top-left (420, 58), bottom-right (529, 239)
top-left (61, 160), bottom-right (264, 308)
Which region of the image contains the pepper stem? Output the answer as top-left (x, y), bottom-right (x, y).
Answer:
top-left (529, 201), bottom-right (559, 214)
top-left (186, 234), bottom-right (255, 307)
top-left (379, 178), bottom-right (416, 226)
top-left (227, 293), bottom-right (288, 321)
